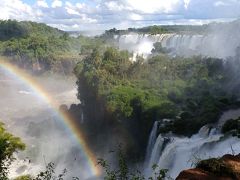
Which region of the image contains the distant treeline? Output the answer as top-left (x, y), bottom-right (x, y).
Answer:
top-left (101, 20), bottom-right (240, 38)
top-left (101, 25), bottom-right (209, 38)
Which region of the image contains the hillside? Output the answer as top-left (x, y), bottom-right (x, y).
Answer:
top-left (0, 20), bottom-right (63, 40)
top-left (0, 20), bottom-right (106, 74)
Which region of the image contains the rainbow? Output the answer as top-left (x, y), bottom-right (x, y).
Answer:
top-left (0, 60), bottom-right (101, 177)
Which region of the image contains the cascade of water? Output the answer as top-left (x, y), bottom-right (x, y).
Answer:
top-left (156, 132), bottom-right (224, 178)
top-left (145, 121), bottom-right (159, 163)
top-left (198, 125), bottom-right (211, 138)
top-left (144, 109), bottom-right (240, 179)
top-left (145, 135), bottom-right (171, 174)
top-left (116, 31), bottom-right (240, 59)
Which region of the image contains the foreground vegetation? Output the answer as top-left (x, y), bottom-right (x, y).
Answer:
top-left (0, 122), bottom-right (168, 179)
top-left (98, 146), bottom-right (168, 180)
top-left (0, 122), bottom-right (25, 179)
top-left (0, 122), bottom-right (77, 179)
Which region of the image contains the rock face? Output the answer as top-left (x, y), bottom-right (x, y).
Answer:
top-left (176, 154), bottom-right (240, 180)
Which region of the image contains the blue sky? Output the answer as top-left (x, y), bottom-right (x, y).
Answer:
top-left (0, 0), bottom-right (240, 31)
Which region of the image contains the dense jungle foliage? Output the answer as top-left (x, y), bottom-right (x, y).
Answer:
top-left (74, 47), bottom-right (240, 158)
top-left (0, 20), bottom-right (106, 74)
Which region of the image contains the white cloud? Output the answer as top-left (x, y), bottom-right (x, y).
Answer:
top-left (37, 0), bottom-right (48, 8)
top-left (129, 13), bottom-right (143, 21)
top-left (184, 0), bottom-right (191, 9)
top-left (0, 0), bottom-right (34, 20)
top-left (80, 14), bottom-right (97, 23)
top-left (52, 0), bottom-right (62, 8)
top-left (65, 7), bottom-right (80, 15)
top-left (105, 1), bottom-right (127, 11)
top-left (125, 0), bottom-right (181, 13)
top-left (0, 0), bottom-right (239, 31)
top-left (214, 1), bottom-right (228, 7)
top-left (76, 3), bottom-right (86, 9)
top-left (65, 1), bottom-right (72, 7)
top-left (65, 1), bottom-right (78, 15)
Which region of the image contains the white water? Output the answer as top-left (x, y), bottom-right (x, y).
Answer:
top-left (145, 109), bottom-right (240, 179)
top-left (115, 31), bottom-right (240, 59)
top-left (145, 121), bottom-right (159, 165)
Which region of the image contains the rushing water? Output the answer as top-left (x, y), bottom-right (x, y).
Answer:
top-left (145, 121), bottom-right (160, 166)
top-left (115, 32), bottom-right (240, 60)
top-left (145, 109), bottom-right (240, 178)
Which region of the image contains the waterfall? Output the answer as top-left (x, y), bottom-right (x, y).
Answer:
top-left (145, 135), bottom-right (171, 175)
top-left (144, 109), bottom-right (240, 179)
top-left (145, 121), bottom-right (159, 164)
top-left (115, 31), bottom-right (240, 59)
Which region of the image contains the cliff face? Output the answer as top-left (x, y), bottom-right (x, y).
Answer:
top-left (176, 154), bottom-right (240, 180)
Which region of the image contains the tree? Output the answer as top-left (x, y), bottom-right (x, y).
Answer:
top-left (0, 122), bottom-right (25, 179)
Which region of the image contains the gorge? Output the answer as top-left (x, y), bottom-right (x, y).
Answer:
top-left (1, 19), bottom-right (240, 180)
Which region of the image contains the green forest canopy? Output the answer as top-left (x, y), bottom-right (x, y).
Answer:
top-left (0, 20), bottom-right (106, 73)
top-left (75, 47), bottom-right (240, 138)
